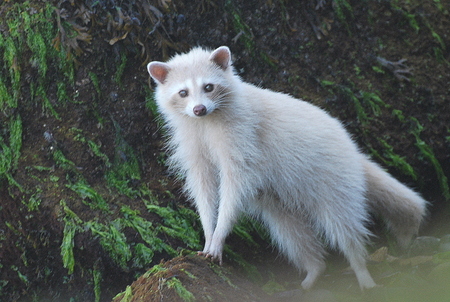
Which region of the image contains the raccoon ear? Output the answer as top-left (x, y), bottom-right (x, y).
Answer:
top-left (147, 62), bottom-right (171, 84)
top-left (210, 46), bottom-right (231, 70)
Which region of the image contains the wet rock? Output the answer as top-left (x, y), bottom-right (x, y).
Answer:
top-left (271, 288), bottom-right (336, 302)
top-left (440, 234), bottom-right (450, 242)
top-left (427, 262), bottom-right (450, 289)
top-left (271, 289), bottom-right (304, 301)
top-left (409, 236), bottom-right (440, 256)
top-left (303, 289), bottom-right (337, 302)
top-left (112, 255), bottom-right (270, 302)
top-left (109, 91), bottom-right (119, 102)
top-left (438, 234), bottom-right (450, 253)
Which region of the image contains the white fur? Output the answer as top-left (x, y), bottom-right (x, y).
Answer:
top-left (147, 46), bottom-right (427, 290)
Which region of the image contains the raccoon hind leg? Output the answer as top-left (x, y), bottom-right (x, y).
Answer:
top-left (259, 204), bottom-right (326, 290)
top-left (316, 197), bottom-right (376, 289)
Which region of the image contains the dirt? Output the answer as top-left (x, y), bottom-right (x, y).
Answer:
top-left (0, 0), bottom-right (449, 301)
top-left (111, 255), bottom-right (270, 302)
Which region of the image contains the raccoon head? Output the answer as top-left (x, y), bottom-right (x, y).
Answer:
top-left (147, 46), bottom-right (234, 118)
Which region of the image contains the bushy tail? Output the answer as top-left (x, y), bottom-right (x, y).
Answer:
top-left (363, 159), bottom-right (428, 248)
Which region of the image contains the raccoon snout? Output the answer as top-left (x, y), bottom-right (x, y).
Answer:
top-left (193, 105), bottom-right (207, 116)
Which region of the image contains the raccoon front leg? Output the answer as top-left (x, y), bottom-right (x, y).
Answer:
top-left (196, 192), bottom-right (218, 255)
top-left (205, 169), bottom-right (246, 264)
top-left (184, 161), bottom-right (219, 255)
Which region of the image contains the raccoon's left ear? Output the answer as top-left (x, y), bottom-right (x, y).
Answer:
top-left (210, 46), bottom-right (231, 71)
top-left (147, 62), bottom-right (171, 84)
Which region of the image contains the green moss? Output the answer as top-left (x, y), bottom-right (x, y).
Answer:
top-left (166, 277), bottom-right (196, 302)
top-left (2, 35), bottom-right (21, 101)
top-left (113, 285), bottom-right (133, 302)
top-left (433, 47), bottom-right (450, 65)
top-left (409, 117), bottom-right (449, 201)
top-left (114, 52), bottom-right (128, 87)
top-left (0, 77), bottom-right (16, 110)
top-left (333, 0), bottom-right (354, 33)
top-left (11, 266), bottom-right (29, 286)
top-left (399, 8), bottom-right (420, 32)
top-left (144, 263), bottom-right (167, 277)
top-left (60, 199), bottom-right (84, 223)
top-left (144, 86), bottom-right (158, 113)
top-left (27, 29), bottom-right (48, 78)
top-left (133, 243), bottom-right (156, 268)
top-left (225, 0), bottom-right (254, 52)
top-left (59, 197), bottom-right (197, 276)
top-left (106, 118), bottom-right (141, 197)
top-left (262, 278), bottom-right (286, 295)
top-left (61, 218), bottom-right (77, 274)
top-left (181, 268), bottom-right (198, 280)
top-left (0, 115), bottom-right (23, 191)
top-left (392, 0), bottom-right (445, 51)
top-left (373, 139), bottom-right (417, 180)
top-left (48, 124), bottom-right (202, 278)
top-left (8, 115), bottom-right (22, 170)
top-left (144, 203), bottom-right (201, 251)
top-left (120, 205), bottom-right (177, 258)
top-left (57, 47), bottom-right (76, 85)
top-left (71, 128), bottom-right (111, 168)
top-left (22, 187), bottom-right (43, 212)
top-left (35, 83), bottom-right (60, 119)
top-left (92, 266), bottom-right (102, 302)
top-left (66, 181), bottom-right (111, 213)
top-left (209, 263), bottom-right (238, 289)
top-left (320, 80), bottom-right (369, 125)
top-left (316, 85), bottom-right (389, 141)
top-left (372, 65), bottom-right (385, 74)
top-left (319, 79), bottom-right (446, 194)
top-left (56, 82), bottom-right (70, 104)
top-left (60, 200), bottom-right (83, 274)
top-left (359, 91), bottom-right (388, 117)
top-left (87, 220), bottom-right (132, 270)
top-left (52, 149), bottom-right (77, 171)
top-left (232, 217), bottom-right (268, 248)
top-left (87, 140), bottom-right (111, 168)
top-left (224, 247), bottom-right (262, 283)
top-left (0, 1), bottom-right (75, 121)
top-left (429, 27), bottom-right (445, 50)
top-left (89, 71), bottom-right (102, 97)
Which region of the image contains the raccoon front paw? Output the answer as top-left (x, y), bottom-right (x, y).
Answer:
top-left (197, 251), bottom-right (223, 265)
top-left (206, 251), bottom-right (223, 265)
top-left (197, 252), bottom-right (223, 265)
top-left (196, 250), bottom-right (210, 258)
top-left (198, 244), bottom-right (224, 265)
top-left (197, 241), bottom-right (211, 256)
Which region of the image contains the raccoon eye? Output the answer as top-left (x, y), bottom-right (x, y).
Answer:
top-left (204, 84), bottom-right (214, 92)
top-left (179, 89), bottom-right (188, 98)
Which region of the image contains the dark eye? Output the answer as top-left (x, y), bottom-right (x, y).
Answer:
top-left (179, 89), bottom-right (188, 98)
top-left (204, 84), bottom-right (214, 92)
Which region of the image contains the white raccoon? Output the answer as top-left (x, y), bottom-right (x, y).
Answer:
top-left (147, 46), bottom-right (427, 289)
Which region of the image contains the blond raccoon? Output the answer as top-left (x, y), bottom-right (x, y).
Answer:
top-left (147, 46), bottom-right (427, 290)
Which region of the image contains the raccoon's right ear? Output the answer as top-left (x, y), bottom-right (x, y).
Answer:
top-left (147, 62), bottom-right (171, 84)
top-left (210, 46), bottom-right (231, 71)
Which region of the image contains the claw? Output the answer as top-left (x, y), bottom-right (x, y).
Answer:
top-left (197, 251), bottom-right (223, 265)
top-left (208, 254), bottom-right (223, 265)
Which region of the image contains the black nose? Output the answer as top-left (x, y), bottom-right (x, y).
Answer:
top-left (193, 105), bottom-right (207, 116)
